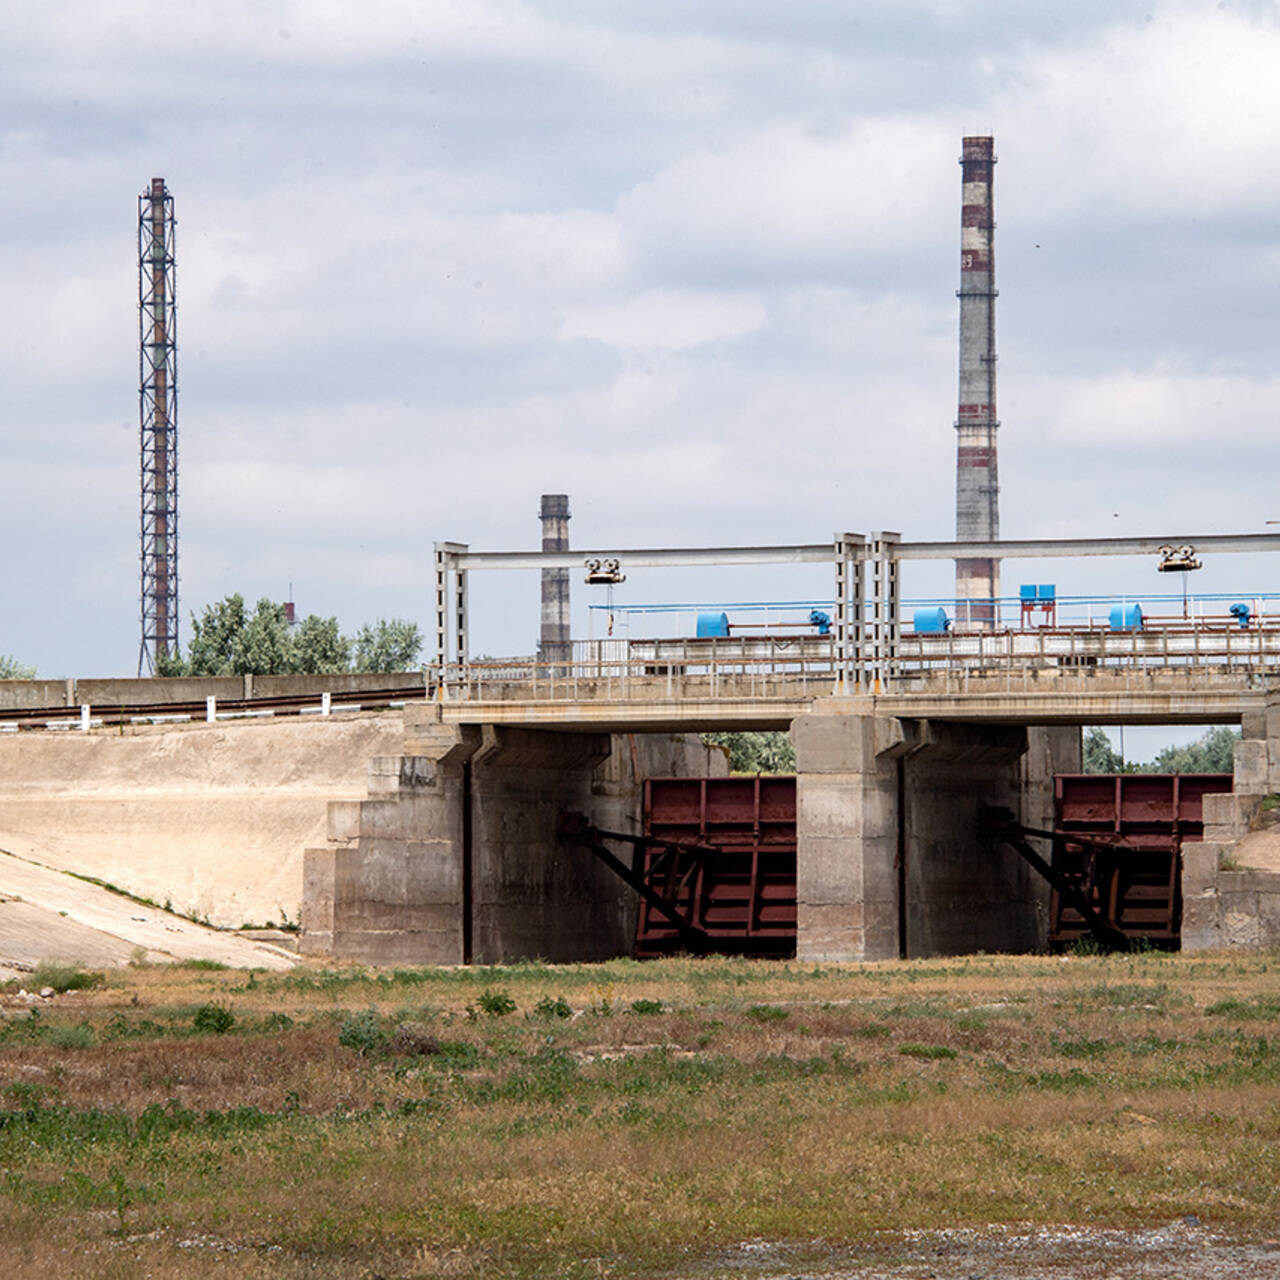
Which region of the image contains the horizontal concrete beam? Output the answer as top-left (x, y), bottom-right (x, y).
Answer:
top-left (439, 698), bottom-right (810, 733)
top-left (871, 689), bottom-right (1260, 725)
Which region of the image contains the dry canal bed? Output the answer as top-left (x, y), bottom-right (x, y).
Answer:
top-left (0, 951), bottom-right (1277, 1278)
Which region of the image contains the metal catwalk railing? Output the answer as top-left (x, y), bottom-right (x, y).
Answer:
top-left (442, 621), bottom-right (1280, 702)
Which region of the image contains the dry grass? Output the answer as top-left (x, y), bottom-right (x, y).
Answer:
top-left (0, 950), bottom-right (1278, 1277)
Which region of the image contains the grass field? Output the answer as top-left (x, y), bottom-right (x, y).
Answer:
top-left (1, 950), bottom-right (1278, 1278)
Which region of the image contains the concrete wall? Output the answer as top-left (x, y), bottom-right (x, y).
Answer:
top-left (0, 672), bottom-right (428, 710)
top-left (1182, 700), bottom-right (1280, 950)
top-left (0, 713), bottom-right (407, 927)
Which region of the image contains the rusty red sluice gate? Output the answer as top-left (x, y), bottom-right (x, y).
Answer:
top-left (636, 777), bottom-right (797, 958)
top-left (1049, 773), bottom-right (1231, 948)
top-left (627, 771), bottom-right (1232, 957)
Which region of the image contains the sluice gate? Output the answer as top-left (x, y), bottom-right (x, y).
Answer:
top-left (565, 771), bottom-right (1232, 957)
top-left (1048, 773), bottom-right (1229, 948)
top-left (559, 776), bottom-right (797, 958)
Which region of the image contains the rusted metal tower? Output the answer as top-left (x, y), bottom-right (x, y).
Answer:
top-left (137, 177), bottom-right (179, 675)
top-left (954, 136), bottom-right (1000, 628)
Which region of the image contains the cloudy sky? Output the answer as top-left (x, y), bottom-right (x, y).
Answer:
top-left (4, 0), bottom-right (1280, 676)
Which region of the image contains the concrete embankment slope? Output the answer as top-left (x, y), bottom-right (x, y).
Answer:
top-left (0, 712), bottom-right (405, 931)
top-left (0, 850), bottom-right (298, 977)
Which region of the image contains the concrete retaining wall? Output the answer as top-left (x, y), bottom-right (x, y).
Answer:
top-left (0, 713), bottom-right (406, 928)
top-left (0, 672), bottom-right (428, 710)
top-left (1182, 703), bottom-right (1280, 950)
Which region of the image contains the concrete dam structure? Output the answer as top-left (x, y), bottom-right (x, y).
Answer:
top-left (0, 658), bottom-right (1278, 967)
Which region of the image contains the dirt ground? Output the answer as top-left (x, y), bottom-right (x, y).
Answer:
top-left (702, 1223), bottom-right (1280, 1278)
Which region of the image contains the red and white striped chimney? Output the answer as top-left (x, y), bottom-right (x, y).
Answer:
top-left (954, 135), bottom-right (1000, 628)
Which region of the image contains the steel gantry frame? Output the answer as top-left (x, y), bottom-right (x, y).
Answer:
top-left (431, 531), bottom-right (1280, 694)
top-left (137, 177), bottom-right (179, 676)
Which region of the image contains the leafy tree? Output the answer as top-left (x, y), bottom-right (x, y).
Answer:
top-left (177, 593), bottom-right (248, 676)
top-left (352, 618), bottom-right (422, 673)
top-left (703, 731), bottom-right (796, 774)
top-left (176, 595), bottom-right (295, 676)
top-left (0, 654), bottom-right (36, 679)
top-left (1082, 726), bottom-right (1123, 774)
top-left (1148, 726), bottom-right (1239, 774)
top-left (1082, 724), bottom-right (1239, 775)
top-left (237, 598), bottom-right (296, 675)
top-left (158, 596), bottom-right (421, 676)
top-left (291, 614), bottom-right (351, 674)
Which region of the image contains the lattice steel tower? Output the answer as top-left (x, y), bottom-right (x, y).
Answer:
top-left (137, 177), bottom-right (179, 675)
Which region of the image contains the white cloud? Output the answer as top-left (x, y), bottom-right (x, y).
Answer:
top-left (558, 289), bottom-right (766, 350)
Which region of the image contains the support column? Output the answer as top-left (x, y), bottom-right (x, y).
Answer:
top-left (793, 703), bottom-right (900, 962)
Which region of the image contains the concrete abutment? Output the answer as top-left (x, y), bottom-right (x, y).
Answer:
top-left (301, 709), bottom-right (723, 965)
top-left (1181, 697), bottom-right (1280, 950)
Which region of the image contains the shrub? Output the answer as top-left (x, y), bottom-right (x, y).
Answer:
top-left (744, 1004), bottom-right (789, 1024)
top-left (629, 999), bottom-right (665, 1016)
top-left (192, 1003), bottom-right (236, 1035)
top-left (338, 1008), bottom-right (387, 1056)
top-left (49, 1023), bottom-right (95, 1050)
top-left (476, 988), bottom-right (516, 1017)
top-left (533, 995), bottom-right (573, 1021)
top-left (31, 962), bottom-right (104, 994)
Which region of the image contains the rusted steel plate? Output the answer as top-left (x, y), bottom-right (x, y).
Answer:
top-left (637, 776), bottom-right (797, 957)
top-left (1050, 773), bottom-right (1231, 948)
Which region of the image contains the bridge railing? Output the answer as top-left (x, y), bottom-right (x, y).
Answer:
top-left (441, 620), bottom-right (1280, 701)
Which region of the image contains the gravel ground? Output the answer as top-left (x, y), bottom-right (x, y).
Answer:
top-left (701, 1222), bottom-right (1280, 1279)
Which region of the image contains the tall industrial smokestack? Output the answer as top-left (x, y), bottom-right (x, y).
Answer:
top-left (954, 136), bottom-right (1000, 628)
top-left (538, 494), bottom-right (571, 670)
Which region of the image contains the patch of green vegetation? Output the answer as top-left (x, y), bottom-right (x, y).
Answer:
top-left (629, 998), bottom-right (665, 1016)
top-left (30, 962), bottom-right (105, 994)
top-left (47, 1023), bottom-right (94, 1050)
top-left (174, 958), bottom-right (228, 971)
top-left (1205, 996), bottom-right (1280, 1020)
top-left (532, 995), bottom-right (573, 1021)
top-left (743, 1004), bottom-right (789, 1023)
top-left (338, 1008), bottom-right (386, 1057)
top-left (1051, 1035), bottom-right (1113, 1059)
top-left (898, 1043), bottom-right (957, 1061)
top-left (191, 1003), bottom-right (236, 1035)
top-left (475, 988), bottom-right (517, 1017)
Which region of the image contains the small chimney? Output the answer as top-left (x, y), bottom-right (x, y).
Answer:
top-left (538, 494), bottom-right (571, 669)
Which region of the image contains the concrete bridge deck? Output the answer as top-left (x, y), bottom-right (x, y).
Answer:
top-left (436, 669), bottom-right (1275, 732)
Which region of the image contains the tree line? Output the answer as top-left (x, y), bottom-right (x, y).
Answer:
top-left (156, 595), bottom-right (422, 677)
top-left (1082, 725), bottom-right (1239, 775)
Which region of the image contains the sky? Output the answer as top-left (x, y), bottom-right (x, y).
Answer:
top-left (4, 0), bottom-right (1280, 679)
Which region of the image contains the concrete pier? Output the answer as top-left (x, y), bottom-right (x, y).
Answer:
top-left (793, 699), bottom-right (1078, 962)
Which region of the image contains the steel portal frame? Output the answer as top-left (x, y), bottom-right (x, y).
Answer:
top-left (431, 531), bottom-right (1280, 693)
